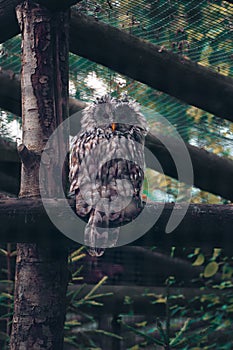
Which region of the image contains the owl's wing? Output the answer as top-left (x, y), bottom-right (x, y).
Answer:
top-left (69, 131), bottom-right (120, 256)
top-left (69, 134), bottom-right (83, 194)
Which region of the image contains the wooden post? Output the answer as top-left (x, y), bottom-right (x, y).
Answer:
top-left (10, 1), bottom-right (70, 349)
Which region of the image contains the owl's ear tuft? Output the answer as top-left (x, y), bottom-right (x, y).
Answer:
top-left (95, 94), bottom-right (113, 104)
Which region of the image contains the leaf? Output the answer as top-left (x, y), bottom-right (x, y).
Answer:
top-left (170, 318), bottom-right (191, 346)
top-left (85, 300), bottom-right (103, 306)
top-left (202, 312), bottom-right (213, 321)
top-left (120, 321), bottom-right (164, 346)
top-left (204, 262), bottom-right (219, 278)
top-left (135, 321), bottom-right (147, 327)
top-left (83, 276), bottom-right (108, 300)
top-left (70, 246), bottom-right (85, 259)
top-left (212, 248), bottom-right (221, 259)
top-left (153, 296), bottom-right (167, 304)
top-left (65, 320), bottom-right (81, 326)
top-left (71, 253), bottom-right (86, 262)
top-left (192, 254), bottom-right (205, 266)
top-left (194, 248), bottom-right (200, 255)
top-left (156, 318), bottom-right (166, 343)
top-left (0, 292), bottom-right (14, 300)
top-left (124, 295), bottom-right (133, 305)
top-left (95, 329), bottom-right (123, 340)
top-left (0, 248), bottom-right (7, 256)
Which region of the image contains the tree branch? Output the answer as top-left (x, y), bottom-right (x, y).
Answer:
top-left (17, 144), bottom-right (39, 169)
top-left (146, 132), bottom-right (233, 201)
top-left (0, 170), bottom-right (19, 194)
top-left (80, 246), bottom-right (224, 286)
top-left (35, 0), bottom-right (81, 11)
top-left (69, 12), bottom-right (233, 123)
top-left (0, 198), bottom-right (232, 249)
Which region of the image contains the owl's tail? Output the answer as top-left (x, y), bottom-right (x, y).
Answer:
top-left (84, 209), bottom-right (120, 257)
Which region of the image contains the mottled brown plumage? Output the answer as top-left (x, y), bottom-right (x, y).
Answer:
top-left (69, 95), bottom-right (148, 256)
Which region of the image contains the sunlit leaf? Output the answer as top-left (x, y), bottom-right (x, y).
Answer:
top-left (192, 254), bottom-right (205, 266)
top-left (135, 321), bottom-right (147, 327)
top-left (204, 262), bottom-right (219, 278)
top-left (0, 248), bottom-right (7, 256)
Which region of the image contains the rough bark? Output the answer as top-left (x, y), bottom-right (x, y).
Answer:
top-left (0, 0), bottom-right (79, 42)
top-left (1, 2), bottom-right (233, 121)
top-left (0, 198), bottom-right (232, 249)
top-left (11, 244), bottom-right (69, 349)
top-left (10, 2), bottom-right (70, 349)
top-left (0, 68), bottom-right (86, 118)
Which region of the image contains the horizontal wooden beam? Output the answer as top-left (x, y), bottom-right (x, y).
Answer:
top-left (0, 198), bottom-right (232, 248)
top-left (0, 137), bottom-right (19, 163)
top-left (1, 69), bottom-right (233, 200)
top-left (80, 246), bottom-right (224, 286)
top-left (69, 12), bottom-right (233, 123)
top-left (35, 0), bottom-right (80, 11)
top-left (146, 133), bottom-right (233, 201)
top-left (0, 3), bottom-right (233, 121)
top-left (0, 170), bottom-right (19, 194)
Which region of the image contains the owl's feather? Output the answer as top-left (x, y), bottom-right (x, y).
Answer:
top-left (69, 95), bottom-right (148, 256)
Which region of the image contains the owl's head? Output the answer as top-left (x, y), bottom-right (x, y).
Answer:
top-left (81, 95), bottom-right (148, 133)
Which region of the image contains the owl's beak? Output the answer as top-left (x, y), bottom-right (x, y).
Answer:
top-left (111, 123), bottom-right (116, 131)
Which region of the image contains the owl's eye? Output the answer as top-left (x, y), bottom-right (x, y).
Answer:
top-left (102, 113), bottom-right (109, 119)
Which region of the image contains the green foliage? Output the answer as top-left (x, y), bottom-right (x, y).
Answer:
top-left (0, 246), bottom-right (121, 350)
top-left (63, 248), bottom-right (123, 349)
top-left (120, 248), bottom-right (233, 349)
top-left (1, 245), bottom-right (233, 349)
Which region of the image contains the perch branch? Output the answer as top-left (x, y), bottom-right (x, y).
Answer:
top-left (0, 198), bottom-right (232, 249)
top-left (17, 144), bottom-right (39, 169)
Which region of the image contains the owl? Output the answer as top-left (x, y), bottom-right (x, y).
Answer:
top-left (69, 95), bottom-right (148, 256)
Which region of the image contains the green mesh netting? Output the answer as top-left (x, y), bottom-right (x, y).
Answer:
top-left (0, 0), bottom-right (232, 202)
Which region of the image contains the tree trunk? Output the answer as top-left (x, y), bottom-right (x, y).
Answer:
top-left (10, 2), bottom-right (70, 349)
